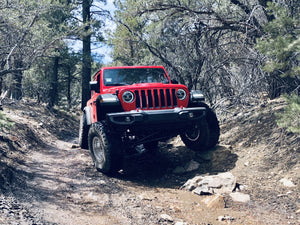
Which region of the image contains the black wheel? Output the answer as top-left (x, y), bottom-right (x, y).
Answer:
top-left (79, 113), bottom-right (89, 149)
top-left (188, 102), bottom-right (220, 149)
top-left (180, 119), bottom-right (209, 151)
top-left (88, 122), bottom-right (122, 175)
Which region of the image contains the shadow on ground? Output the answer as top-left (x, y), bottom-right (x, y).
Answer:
top-left (116, 144), bottom-right (238, 188)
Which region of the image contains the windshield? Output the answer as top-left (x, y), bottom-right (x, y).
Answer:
top-left (103, 68), bottom-right (169, 86)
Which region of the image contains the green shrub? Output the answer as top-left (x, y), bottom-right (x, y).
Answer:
top-left (0, 111), bottom-right (14, 129)
top-left (276, 94), bottom-right (300, 134)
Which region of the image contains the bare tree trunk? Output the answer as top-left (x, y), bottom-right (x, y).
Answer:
top-left (81, 0), bottom-right (92, 110)
top-left (10, 60), bottom-right (23, 100)
top-left (67, 66), bottom-right (72, 108)
top-left (48, 56), bottom-right (59, 108)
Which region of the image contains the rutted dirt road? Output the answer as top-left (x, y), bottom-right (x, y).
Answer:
top-left (0, 99), bottom-right (299, 224)
top-left (0, 137), bottom-right (259, 224)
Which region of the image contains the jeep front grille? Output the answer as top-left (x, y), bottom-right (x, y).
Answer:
top-left (134, 89), bottom-right (177, 109)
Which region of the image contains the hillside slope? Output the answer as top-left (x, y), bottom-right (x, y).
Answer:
top-left (0, 100), bottom-right (78, 193)
top-left (219, 98), bottom-right (299, 216)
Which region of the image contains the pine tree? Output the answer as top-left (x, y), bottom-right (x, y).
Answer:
top-left (277, 94), bottom-right (300, 134)
top-left (256, 2), bottom-right (300, 134)
top-left (256, 2), bottom-right (299, 78)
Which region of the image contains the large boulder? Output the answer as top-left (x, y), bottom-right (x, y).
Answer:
top-left (181, 172), bottom-right (236, 195)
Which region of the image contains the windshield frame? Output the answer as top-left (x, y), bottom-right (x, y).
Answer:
top-left (102, 67), bottom-right (170, 87)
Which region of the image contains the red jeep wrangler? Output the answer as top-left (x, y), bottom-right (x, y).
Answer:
top-left (79, 66), bottom-right (219, 174)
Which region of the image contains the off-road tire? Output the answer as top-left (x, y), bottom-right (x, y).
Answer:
top-left (188, 102), bottom-right (220, 149)
top-left (79, 113), bottom-right (89, 149)
top-left (205, 106), bottom-right (220, 148)
top-left (88, 122), bottom-right (122, 175)
top-left (180, 119), bottom-right (209, 151)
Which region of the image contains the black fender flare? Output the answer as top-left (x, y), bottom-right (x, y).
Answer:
top-left (95, 94), bottom-right (123, 121)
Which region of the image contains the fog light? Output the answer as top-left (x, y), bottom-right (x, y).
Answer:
top-left (189, 112), bottom-right (194, 118)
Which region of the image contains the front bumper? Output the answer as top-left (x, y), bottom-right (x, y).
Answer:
top-left (106, 107), bottom-right (206, 127)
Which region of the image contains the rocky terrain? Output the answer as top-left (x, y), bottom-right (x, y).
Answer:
top-left (0, 97), bottom-right (299, 224)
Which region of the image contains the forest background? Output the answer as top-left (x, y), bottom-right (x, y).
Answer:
top-left (0, 0), bottom-right (299, 133)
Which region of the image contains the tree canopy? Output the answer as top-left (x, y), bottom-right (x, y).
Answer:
top-left (0, 0), bottom-right (299, 132)
top-left (111, 0), bottom-right (299, 103)
top-left (0, 0), bottom-right (73, 76)
top-left (0, 0), bottom-right (107, 107)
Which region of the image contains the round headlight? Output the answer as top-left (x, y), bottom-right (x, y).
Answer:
top-left (122, 91), bottom-right (134, 103)
top-left (177, 89), bottom-right (187, 100)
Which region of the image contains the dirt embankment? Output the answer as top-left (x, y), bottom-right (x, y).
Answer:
top-left (0, 98), bottom-right (299, 225)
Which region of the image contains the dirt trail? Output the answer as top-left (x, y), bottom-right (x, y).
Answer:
top-left (17, 139), bottom-right (99, 224)
top-left (3, 137), bottom-right (291, 225)
top-left (5, 139), bottom-right (237, 224)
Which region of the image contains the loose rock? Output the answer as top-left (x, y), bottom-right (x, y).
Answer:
top-left (201, 194), bottom-right (225, 209)
top-left (139, 193), bottom-right (154, 201)
top-left (279, 178), bottom-right (296, 188)
top-left (218, 215), bottom-right (234, 222)
top-left (184, 160), bottom-right (200, 172)
top-left (230, 192), bottom-right (250, 203)
top-left (174, 221), bottom-right (187, 225)
top-left (159, 214), bottom-right (173, 222)
top-left (173, 160), bottom-right (200, 174)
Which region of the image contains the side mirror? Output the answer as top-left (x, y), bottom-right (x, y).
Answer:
top-left (190, 90), bottom-right (205, 102)
top-left (90, 81), bottom-right (100, 93)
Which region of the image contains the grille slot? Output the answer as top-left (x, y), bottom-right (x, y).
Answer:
top-left (135, 88), bottom-right (177, 109)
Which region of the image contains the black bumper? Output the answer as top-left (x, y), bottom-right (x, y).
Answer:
top-left (106, 107), bottom-right (206, 127)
